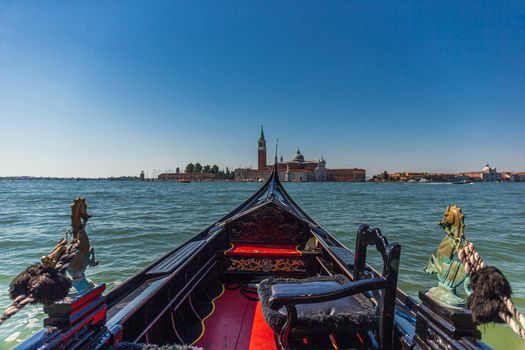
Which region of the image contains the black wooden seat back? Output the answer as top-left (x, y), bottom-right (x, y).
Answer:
top-left (353, 224), bottom-right (401, 350)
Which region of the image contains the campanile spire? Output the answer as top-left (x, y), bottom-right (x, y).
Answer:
top-left (258, 126), bottom-right (267, 170)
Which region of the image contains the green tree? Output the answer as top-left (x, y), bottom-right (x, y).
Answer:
top-left (203, 165), bottom-right (211, 173)
top-left (194, 163), bottom-right (203, 173)
top-left (381, 171), bottom-right (389, 181)
top-left (185, 163), bottom-right (195, 173)
top-left (176, 167), bottom-right (180, 174)
top-left (225, 167), bottom-right (234, 179)
top-left (211, 164), bottom-right (219, 174)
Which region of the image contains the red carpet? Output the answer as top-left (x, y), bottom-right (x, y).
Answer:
top-left (224, 243), bottom-right (301, 256)
top-left (193, 288), bottom-right (277, 350)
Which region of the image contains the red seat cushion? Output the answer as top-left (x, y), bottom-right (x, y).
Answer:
top-left (225, 243), bottom-right (302, 256)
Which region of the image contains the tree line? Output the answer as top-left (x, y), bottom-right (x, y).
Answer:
top-left (179, 163), bottom-right (234, 179)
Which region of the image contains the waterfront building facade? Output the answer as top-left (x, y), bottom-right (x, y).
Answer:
top-left (458, 163), bottom-right (501, 182)
top-left (234, 127), bottom-right (365, 182)
top-left (510, 172), bottom-right (525, 182)
top-left (372, 163), bottom-right (507, 183)
top-left (480, 163), bottom-right (501, 182)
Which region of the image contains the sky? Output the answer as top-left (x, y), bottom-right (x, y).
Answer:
top-left (0, 1), bottom-right (524, 178)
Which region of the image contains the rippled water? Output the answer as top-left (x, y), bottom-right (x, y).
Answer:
top-left (1, 180), bottom-right (524, 349)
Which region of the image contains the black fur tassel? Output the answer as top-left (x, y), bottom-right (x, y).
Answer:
top-left (9, 264), bottom-right (71, 305)
top-left (467, 266), bottom-right (512, 324)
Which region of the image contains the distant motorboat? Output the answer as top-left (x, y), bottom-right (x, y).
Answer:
top-left (418, 178), bottom-right (429, 183)
top-left (452, 179), bottom-right (472, 185)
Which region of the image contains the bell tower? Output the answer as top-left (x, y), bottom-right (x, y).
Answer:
top-left (258, 125), bottom-right (267, 170)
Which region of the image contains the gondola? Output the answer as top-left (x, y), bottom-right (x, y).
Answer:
top-left (13, 165), bottom-right (491, 350)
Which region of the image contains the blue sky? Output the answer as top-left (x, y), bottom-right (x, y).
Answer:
top-left (0, 1), bottom-right (524, 177)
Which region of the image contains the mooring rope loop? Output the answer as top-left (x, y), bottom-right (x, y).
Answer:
top-left (459, 242), bottom-right (525, 340)
top-left (458, 241), bottom-right (487, 275)
top-left (55, 239), bottom-right (80, 273)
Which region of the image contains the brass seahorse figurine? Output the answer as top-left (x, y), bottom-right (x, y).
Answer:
top-left (67, 197), bottom-right (98, 294)
top-left (425, 205), bottom-right (468, 306)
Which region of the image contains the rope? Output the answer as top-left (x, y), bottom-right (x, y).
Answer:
top-left (0, 237), bottom-right (80, 326)
top-left (0, 295), bottom-right (35, 325)
top-left (458, 242), bottom-right (525, 340)
top-left (499, 312), bottom-right (525, 340)
top-left (458, 242), bottom-right (485, 274)
top-left (55, 238), bottom-right (80, 273)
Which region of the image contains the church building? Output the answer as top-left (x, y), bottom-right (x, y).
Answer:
top-left (234, 127), bottom-right (366, 182)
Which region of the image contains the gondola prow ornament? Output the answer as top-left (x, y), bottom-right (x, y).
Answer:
top-left (424, 204), bottom-right (468, 306)
top-left (0, 197), bottom-right (101, 327)
top-left (68, 197), bottom-right (98, 294)
top-left (418, 205), bottom-right (525, 344)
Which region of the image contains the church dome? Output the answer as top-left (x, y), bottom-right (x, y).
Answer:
top-left (292, 149), bottom-right (304, 162)
top-left (482, 163), bottom-right (491, 173)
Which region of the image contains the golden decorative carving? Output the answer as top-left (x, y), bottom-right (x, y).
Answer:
top-left (228, 258), bottom-right (263, 272)
top-left (227, 257), bottom-right (305, 272)
top-left (272, 259), bottom-right (305, 272)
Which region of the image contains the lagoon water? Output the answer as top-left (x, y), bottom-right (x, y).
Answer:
top-left (1, 180), bottom-right (524, 349)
